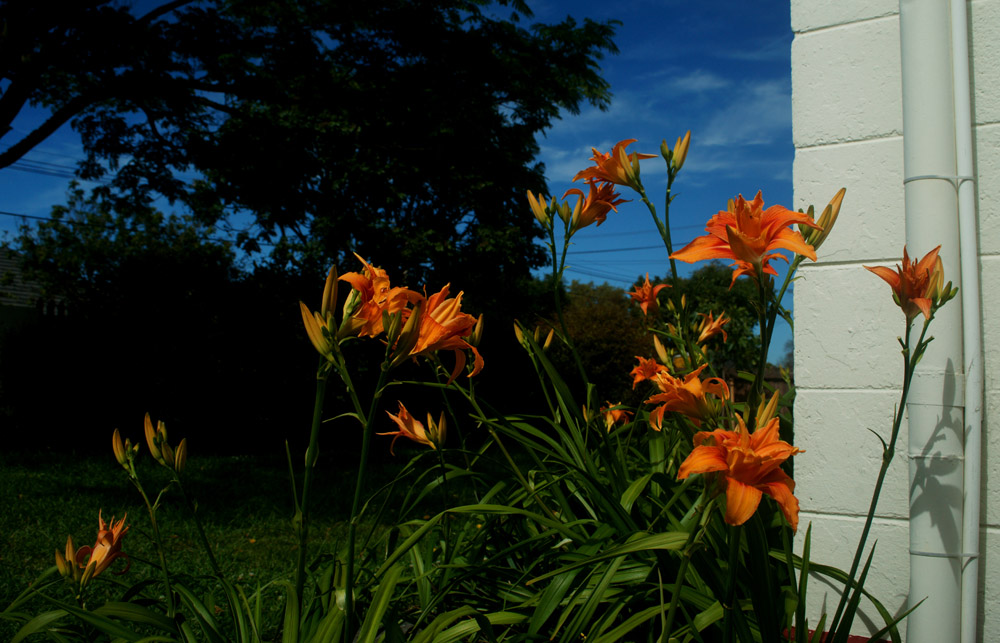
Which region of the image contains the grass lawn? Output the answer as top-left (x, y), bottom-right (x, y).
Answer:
top-left (1, 449), bottom-right (406, 641)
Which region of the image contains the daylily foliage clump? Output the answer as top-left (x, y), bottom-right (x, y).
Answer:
top-left (11, 130), bottom-right (954, 643)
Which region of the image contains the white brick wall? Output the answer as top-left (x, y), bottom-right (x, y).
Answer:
top-left (792, 0), bottom-right (999, 638)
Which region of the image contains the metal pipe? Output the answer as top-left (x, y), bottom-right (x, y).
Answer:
top-left (950, 0), bottom-right (985, 640)
top-left (898, 0), bottom-right (966, 640)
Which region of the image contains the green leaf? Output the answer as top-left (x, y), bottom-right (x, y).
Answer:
top-left (620, 474), bottom-right (652, 512)
top-left (278, 581), bottom-right (299, 643)
top-left (174, 583), bottom-right (227, 643)
top-left (425, 611), bottom-right (528, 643)
top-left (93, 602), bottom-right (175, 632)
top-left (11, 609), bottom-right (69, 643)
top-left (356, 564), bottom-right (403, 643)
top-left (527, 531), bottom-right (688, 585)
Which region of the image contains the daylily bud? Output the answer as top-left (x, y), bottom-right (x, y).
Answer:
top-left (568, 197), bottom-right (584, 234)
top-left (388, 304), bottom-right (423, 370)
top-left (796, 205), bottom-right (815, 238)
top-left (341, 287), bottom-right (361, 323)
top-left (383, 310), bottom-right (402, 345)
top-left (754, 391), bottom-right (781, 428)
top-left (63, 535), bottom-right (81, 581)
top-left (55, 548), bottom-right (70, 578)
top-left (174, 438), bottom-right (188, 474)
top-left (80, 560), bottom-right (96, 588)
top-left (673, 131), bottom-right (691, 171)
top-left (300, 302), bottom-right (333, 358)
top-left (112, 429), bottom-right (127, 467)
top-left (144, 414), bottom-right (161, 462)
top-left (543, 328), bottom-right (555, 351)
top-left (427, 411), bottom-right (447, 450)
top-left (804, 188), bottom-right (846, 251)
top-left (513, 323), bottom-right (525, 345)
top-left (160, 441), bottom-right (175, 470)
top-left (320, 267), bottom-right (338, 319)
top-left (469, 314), bottom-right (485, 347)
top-left (56, 536), bottom-right (78, 580)
top-left (526, 190), bottom-right (551, 227)
top-left (533, 326), bottom-right (542, 343)
top-left (653, 335), bottom-right (670, 365)
top-left (555, 198), bottom-right (572, 226)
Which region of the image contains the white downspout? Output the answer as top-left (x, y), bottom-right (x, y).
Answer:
top-left (898, 1), bottom-right (966, 641)
top-left (951, 0), bottom-right (984, 640)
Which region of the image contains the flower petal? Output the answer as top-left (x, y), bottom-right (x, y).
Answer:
top-left (723, 478), bottom-right (763, 526)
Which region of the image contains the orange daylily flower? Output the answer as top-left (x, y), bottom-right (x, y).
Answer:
top-left (671, 191), bottom-right (821, 285)
top-left (864, 245), bottom-right (942, 323)
top-left (339, 255), bottom-right (421, 338)
top-left (696, 311), bottom-right (730, 344)
top-left (600, 402), bottom-right (633, 432)
top-left (562, 181), bottom-right (629, 234)
top-left (378, 402), bottom-right (446, 454)
top-left (645, 364), bottom-right (730, 429)
top-left (572, 139), bottom-right (657, 191)
top-left (630, 355), bottom-right (669, 388)
top-left (401, 284), bottom-right (484, 384)
top-left (75, 511), bottom-right (131, 580)
top-left (678, 416), bottom-right (801, 531)
top-left (628, 273), bottom-right (669, 317)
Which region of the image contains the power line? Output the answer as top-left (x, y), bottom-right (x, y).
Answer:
top-left (0, 208), bottom-right (266, 248)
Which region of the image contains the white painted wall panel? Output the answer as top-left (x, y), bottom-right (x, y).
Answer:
top-left (795, 514), bottom-right (910, 638)
top-left (791, 18), bottom-right (901, 148)
top-left (974, 124), bottom-right (1000, 255)
top-left (795, 389), bottom-right (909, 519)
top-left (793, 137), bottom-right (905, 262)
top-left (794, 263), bottom-right (904, 391)
top-left (790, 0), bottom-right (897, 33)
top-left (971, 0), bottom-right (1000, 125)
top-left (981, 256), bottom-right (1000, 393)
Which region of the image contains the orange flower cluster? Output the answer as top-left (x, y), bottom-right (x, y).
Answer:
top-left (696, 311), bottom-right (729, 344)
top-left (57, 511), bottom-right (131, 584)
top-left (339, 255), bottom-right (422, 339)
top-left (573, 139), bottom-right (657, 192)
top-left (865, 245), bottom-right (948, 323)
top-left (321, 255), bottom-right (484, 384)
top-left (678, 416), bottom-right (801, 531)
top-left (561, 181), bottom-right (629, 234)
top-left (600, 402), bottom-right (633, 432)
top-left (628, 273), bottom-right (669, 317)
top-left (638, 364), bottom-right (730, 430)
top-left (671, 191), bottom-right (820, 285)
top-left (378, 402), bottom-right (447, 454)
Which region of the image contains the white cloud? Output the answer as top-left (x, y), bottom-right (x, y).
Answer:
top-left (697, 78), bottom-right (791, 148)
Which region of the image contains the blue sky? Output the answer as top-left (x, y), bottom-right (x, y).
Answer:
top-left (530, 0), bottom-right (796, 359)
top-left (0, 0), bottom-right (797, 359)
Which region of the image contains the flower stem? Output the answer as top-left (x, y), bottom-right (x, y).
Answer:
top-left (550, 221), bottom-right (590, 391)
top-left (663, 490), bottom-right (711, 640)
top-left (173, 476), bottom-right (222, 578)
top-left (131, 479), bottom-right (176, 617)
top-left (637, 182), bottom-right (678, 282)
top-left (722, 523), bottom-right (744, 643)
top-left (827, 317), bottom-right (932, 634)
top-left (293, 367), bottom-right (329, 607)
top-left (343, 363), bottom-right (391, 643)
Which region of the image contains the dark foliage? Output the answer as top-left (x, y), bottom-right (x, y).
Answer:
top-left (1, 0), bottom-right (618, 449)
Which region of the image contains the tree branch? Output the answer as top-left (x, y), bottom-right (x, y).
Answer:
top-left (137, 0), bottom-right (198, 25)
top-left (0, 94), bottom-right (94, 170)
